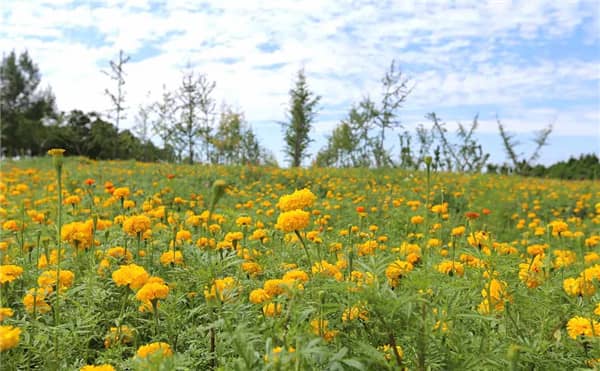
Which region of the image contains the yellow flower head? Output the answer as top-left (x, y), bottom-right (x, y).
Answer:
top-left (47, 148), bottom-right (66, 157)
top-left (80, 365), bottom-right (116, 371)
top-left (0, 308), bottom-right (14, 322)
top-left (0, 325), bottom-right (22, 351)
top-left (262, 302), bottom-right (282, 317)
top-left (249, 288), bottom-right (271, 304)
top-left (160, 251), bottom-right (184, 266)
top-left (436, 261), bottom-right (465, 277)
top-left (276, 210), bottom-right (310, 232)
top-left (204, 277), bottom-right (238, 302)
top-left (136, 342), bottom-right (173, 358)
top-left (135, 280), bottom-right (169, 303)
top-left (112, 264), bottom-right (150, 290)
top-left (567, 316), bottom-right (600, 339)
top-left (23, 287), bottom-right (52, 314)
top-left (61, 220), bottom-right (94, 250)
top-left (385, 260), bottom-right (413, 287)
top-left (37, 269), bottom-right (75, 290)
top-left (123, 215), bottom-right (151, 236)
top-left (277, 188), bottom-right (316, 211)
top-left (0, 265), bottom-right (24, 284)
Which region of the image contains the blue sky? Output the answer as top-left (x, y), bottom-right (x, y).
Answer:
top-left (2, 0), bottom-right (599, 166)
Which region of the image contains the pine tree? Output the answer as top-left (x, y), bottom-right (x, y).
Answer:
top-left (282, 69), bottom-right (320, 167)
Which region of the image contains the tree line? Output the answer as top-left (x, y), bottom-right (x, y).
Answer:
top-left (1, 49), bottom-right (596, 179)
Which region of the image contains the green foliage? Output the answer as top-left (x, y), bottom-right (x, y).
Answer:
top-left (282, 69), bottom-right (321, 167)
top-left (0, 50), bottom-right (57, 157)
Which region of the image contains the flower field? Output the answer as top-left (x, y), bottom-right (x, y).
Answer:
top-left (0, 154), bottom-right (599, 370)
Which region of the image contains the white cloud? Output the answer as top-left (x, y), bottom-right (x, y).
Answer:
top-left (1, 0), bottom-right (598, 164)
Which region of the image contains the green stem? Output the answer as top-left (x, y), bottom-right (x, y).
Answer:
top-left (294, 230), bottom-right (312, 268)
top-left (55, 164), bottom-right (63, 366)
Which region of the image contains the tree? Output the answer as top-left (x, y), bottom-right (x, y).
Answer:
top-left (174, 69), bottom-right (216, 164)
top-left (0, 50), bottom-right (56, 156)
top-left (212, 106), bottom-right (243, 164)
top-left (151, 85), bottom-right (177, 161)
top-left (282, 69), bottom-right (320, 167)
top-left (497, 117), bottom-right (552, 174)
top-left (373, 60), bottom-right (412, 167)
top-left (103, 50), bottom-right (129, 133)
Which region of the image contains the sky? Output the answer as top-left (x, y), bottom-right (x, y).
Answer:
top-left (2, 0), bottom-right (599, 166)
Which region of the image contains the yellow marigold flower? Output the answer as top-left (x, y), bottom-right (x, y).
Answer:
top-left (264, 346), bottom-right (296, 363)
top-left (106, 246), bottom-right (133, 262)
top-left (104, 325), bottom-right (134, 348)
top-left (135, 280), bottom-right (169, 304)
top-left (311, 260), bottom-right (343, 281)
top-left (250, 228), bottom-right (268, 243)
top-left (112, 264), bottom-right (150, 290)
top-left (0, 325), bottom-right (22, 351)
top-left (277, 189), bottom-right (316, 211)
top-left (310, 319), bottom-right (338, 342)
top-left (549, 220), bottom-right (569, 237)
top-left (276, 209), bottom-right (310, 232)
top-left (61, 220), bottom-right (94, 249)
top-left (282, 269), bottom-right (309, 283)
top-left (176, 229), bottom-right (192, 242)
top-left (478, 279), bottom-right (512, 314)
top-left (563, 277), bottom-right (596, 297)
top-left (241, 261), bottom-right (262, 276)
top-left (113, 187), bottom-right (130, 199)
top-left (553, 250), bottom-right (576, 269)
top-left (204, 277), bottom-right (238, 302)
top-left (0, 265), bottom-right (23, 284)
top-left (526, 243), bottom-right (549, 256)
top-left (136, 342), bottom-right (173, 358)
top-left (80, 365), bottom-right (116, 371)
top-left (385, 260), bottom-right (413, 287)
top-left (436, 261), bottom-right (465, 277)
top-left (37, 270), bottom-right (75, 290)
top-left (262, 302), bottom-right (282, 317)
top-left (264, 279), bottom-right (287, 297)
top-left (47, 148), bottom-right (66, 156)
top-left (342, 304), bottom-right (368, 322)
top-left (249, 288), bottom-right (271, 304)
top-left (23, 287), bottom-right (52, 313)
top-left (379, 344), bottom-right (403, 361)
top-left (518, 255), bottom-right (546, 288)
top-left (2, 220), bottom-right (21, 232)
top-left (411, 215), bottom-right (424, 225)
top-left (451, 226), bottom-right (465, 237)
top-left (0, 308), bottom-right (14, 322)
top-left (160, 251), bottom-right (184, 266)
top-left (123, 215), bottom-right (151, 236)
top-left (567, 316), bottom-right (600, 339)
top-left (63, 195), bottom-right (81, 206)
top-left (467, 231), bottom-right (490, 249)
top-left (236, 216), bottom-right (252, 227)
